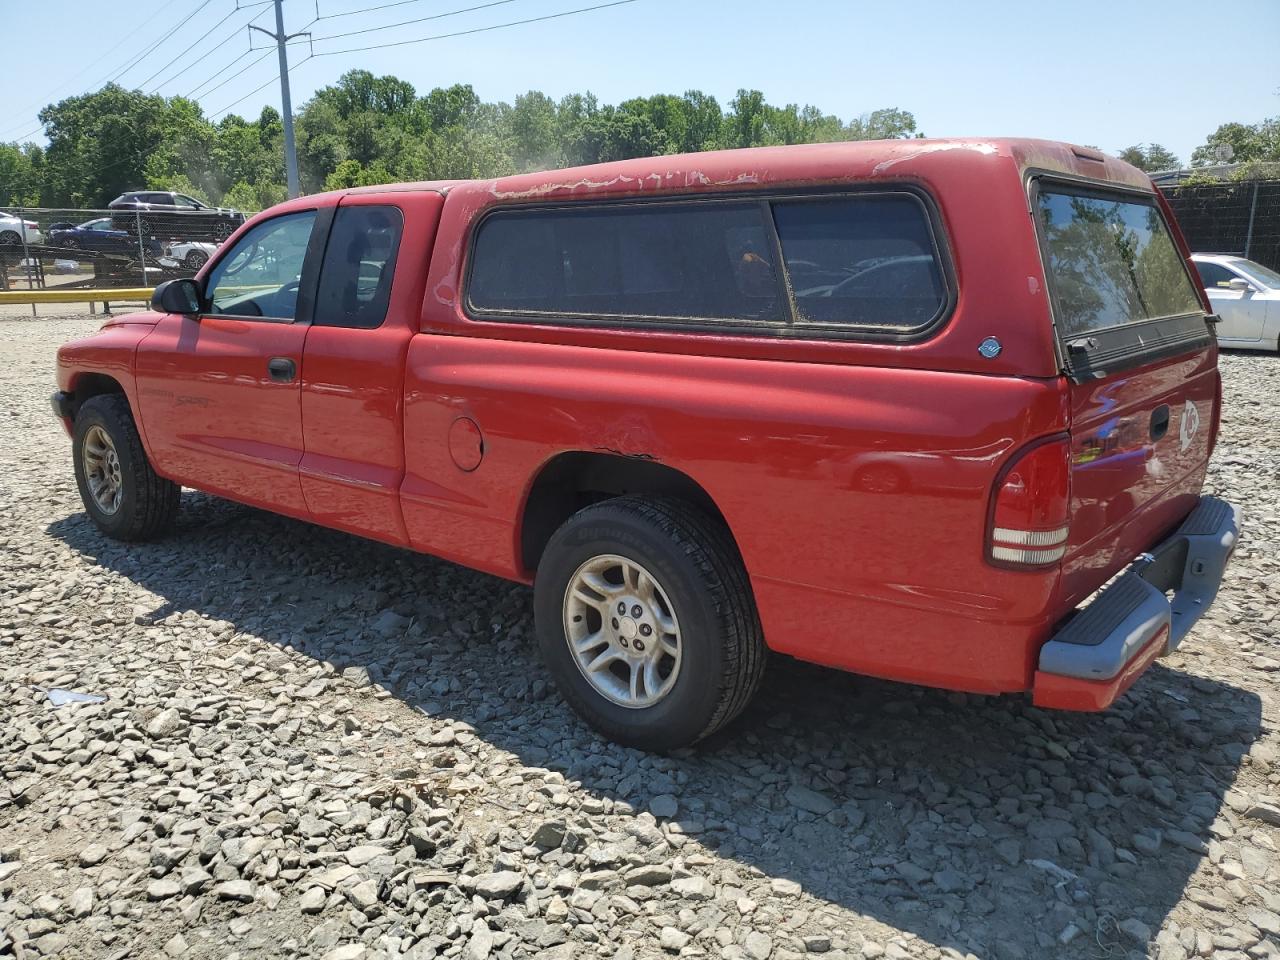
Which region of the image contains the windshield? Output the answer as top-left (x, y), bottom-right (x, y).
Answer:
top-left (1036, 187), bottom-right (1203, 336)
top-left (1232, 259), bottom-right (1280, 289)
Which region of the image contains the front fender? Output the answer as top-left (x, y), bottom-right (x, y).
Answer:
top-left (56, 316), bottom-right (158, 455)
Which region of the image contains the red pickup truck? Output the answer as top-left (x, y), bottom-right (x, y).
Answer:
top-left (53, 138), bottom-right (1240, 750)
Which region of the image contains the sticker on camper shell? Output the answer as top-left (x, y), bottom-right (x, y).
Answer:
top-left (1180, 399), bottom-right (1200, 452)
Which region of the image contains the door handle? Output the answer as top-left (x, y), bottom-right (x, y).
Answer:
top-left (267, 357), bottom-right (296, 383)
top-left (1150, 404), bottom-right (1171, 441)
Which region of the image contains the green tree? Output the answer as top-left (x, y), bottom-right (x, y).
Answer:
top-left (1191, 118), bottom-right (1280, 166)
top-left (14, 70), bottom-right (929, 208)
top-left (723, 89), bottom-right (771, 148)
top-left (510, 91), bottom-right (560, 169)
top-left (323, 158), bottom-right (394, 191)
top-left (847, 107), bottom-right (921, 140)
top-left (0, 142), bottom-right (44, 206)
top-left (1116, 143), bottom-right (1180, 172)
top-left (679, 91), bottom-right (723, 152)
top-left (38, 84), bottom-right (197, 206)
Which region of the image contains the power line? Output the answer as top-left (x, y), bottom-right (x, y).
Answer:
top-left (181, 49), bottom-right (255, 99)
top-left (149, 3), bottom-right (274, 93)
top-left (6, 0), bottom-right (640, 162)
top-left (208, 54), bottom-right (315, 120)
top-left (190, 49), bottom-right (277, 102)
top-left (0, 1), bottom-right (270, 139)
top-left (311, 0), bottom-right (637, 56)
top-left (0, 16), bottom-right (151, 137)
top-left (3, 0), bottom-right (224, 136)
top-left (106, 0), bottom-right (218, 86)
top-left (6, 124), bottom-right (45, 145)
top-left (182, 12), bottom-right (313, 106)
top-left (315, 0), bottom-right (448, 19)
top-left (311, 0), bottom-right (521, 40)
top-left (138, 3), bottom-right (269, 92)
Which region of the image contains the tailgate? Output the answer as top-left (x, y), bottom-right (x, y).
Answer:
top-left (1032, 179), bottom-right (1219, 607)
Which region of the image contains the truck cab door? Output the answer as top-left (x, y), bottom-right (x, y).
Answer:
top-left (299, 192), bottom-right (443, 546)
top-left (135, 205), bottom-right (331, 517)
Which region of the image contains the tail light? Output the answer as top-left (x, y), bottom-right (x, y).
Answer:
top-left (987, 436), bottom-right (1071, 568)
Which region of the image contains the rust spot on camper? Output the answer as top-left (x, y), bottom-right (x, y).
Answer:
top-left (872, 142), bottom-right (998, 175)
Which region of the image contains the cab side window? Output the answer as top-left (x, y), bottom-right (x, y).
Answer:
top-left (314, 205), bottom-right (404, 329)
top-left (204, 210), bottom-right (317, 320)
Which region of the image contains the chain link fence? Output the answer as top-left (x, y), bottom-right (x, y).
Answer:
top-left (1162, 180), bottom-right (1280, 273)
top-left (0, 206), bottom-right (233, 302)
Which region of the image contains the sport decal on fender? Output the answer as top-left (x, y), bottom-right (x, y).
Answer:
top-left (1180, 399), bottom-right (1201, 452)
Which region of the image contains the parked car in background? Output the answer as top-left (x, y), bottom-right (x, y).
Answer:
top-left (1192, 253), bottom-right (1280, 351)
top-left (165, 240), bottom-right (218, 270)
top-left (0, 211), bottom-right (43, 246)
top-left (53, 140), bottom-right (1239, 750)
top-left (47, 218), bottom-right (163, 257)
top-left (107, 191), bottom-right (245, 242)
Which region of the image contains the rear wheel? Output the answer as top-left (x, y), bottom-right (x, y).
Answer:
top-left (72, 395), bottom-right (179, 541)
top-left (184, 250), bottom-right (208, 270)
top-left (0, 230), bottom-right (20, 246)
top-left (534, 497), bottom-right (765, 750)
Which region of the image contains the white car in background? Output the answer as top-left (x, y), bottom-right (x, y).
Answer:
top-left (0, 212), bottom-right (43, 246)
top-left (165, 240), bottom-right (218, 270)
top-left (1192, 253), bottom-right (1280, 351)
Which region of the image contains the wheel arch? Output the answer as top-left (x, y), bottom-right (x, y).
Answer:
top-left (66, 371), bottom-right (128, 419)
top-left (517, 451), bottom-right (738, 577)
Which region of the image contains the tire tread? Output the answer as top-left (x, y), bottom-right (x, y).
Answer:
top-left (541, 496), bottom-right (766, 747)
top-left (76, 394), bottom-right (179, 541)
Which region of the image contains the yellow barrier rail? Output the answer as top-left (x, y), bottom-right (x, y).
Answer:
top-left (0, 287), bottom-right (153, 305)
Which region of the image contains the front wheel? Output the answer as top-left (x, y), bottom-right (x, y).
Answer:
top-left (534, 497), bottom-right (766, 751)
top-left (72, 395), bottom-right (179, 540)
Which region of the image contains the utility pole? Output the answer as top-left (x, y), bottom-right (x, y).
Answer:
top-left (250, 0), bottom-right (308, 198)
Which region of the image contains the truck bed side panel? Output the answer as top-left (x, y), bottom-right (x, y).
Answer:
top-left (400, 336), bottom-right (1069, 692)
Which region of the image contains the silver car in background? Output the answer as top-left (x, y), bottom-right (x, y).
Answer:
top-left (1193, 253), bottom-right (1280, 351)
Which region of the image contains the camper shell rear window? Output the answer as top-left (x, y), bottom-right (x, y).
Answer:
top-left (1034, 185), bottom-right (1203, 336)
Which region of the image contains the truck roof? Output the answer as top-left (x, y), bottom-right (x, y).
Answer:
top-left (333, 137), bottom-right (1153, 204)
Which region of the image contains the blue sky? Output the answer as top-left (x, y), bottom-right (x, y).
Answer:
top-left (2, 0), bottom-right (1276, 165)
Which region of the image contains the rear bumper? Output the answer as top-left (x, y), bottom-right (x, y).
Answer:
top-left (1032, 495), bottom-right (1240, 711)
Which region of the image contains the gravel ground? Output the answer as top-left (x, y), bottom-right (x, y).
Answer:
top-left (2, 313), bottom-right (1278, 960)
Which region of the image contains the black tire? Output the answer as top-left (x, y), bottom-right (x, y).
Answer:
top-left (185, 250), bottom-right (208, 270)
top-left (534, 496), bottom-right (766, 751)
top-left (61, 235), bottom-right (81, 250)
top-left (0, 230), bottom-right (20, 246)
top-left (72, 394), bottom-right (179, 541)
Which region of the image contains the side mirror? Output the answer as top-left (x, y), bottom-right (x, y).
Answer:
top-left (151, 278), bottom-right (201, 315)
top-left (1225, 277), bottom-right (1253, 292)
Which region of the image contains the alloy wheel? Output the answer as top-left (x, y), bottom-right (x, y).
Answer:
top-left (562, 554), bottom-right (682, 708)
top-left (82, 424), bottom-right (123, 515)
